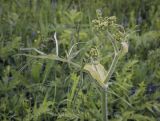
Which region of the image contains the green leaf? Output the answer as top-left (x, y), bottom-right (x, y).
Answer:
top-left (31, 62), bottom-right (42, 81)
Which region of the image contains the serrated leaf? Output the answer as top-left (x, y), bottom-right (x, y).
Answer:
top-left (84, 63), bottom-right (107, 85)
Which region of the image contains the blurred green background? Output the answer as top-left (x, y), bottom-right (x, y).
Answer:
top-left (0, 0), bottom-right (160, 121)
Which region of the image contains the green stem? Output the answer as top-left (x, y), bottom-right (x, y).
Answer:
top-left (104, 31), bottom-right (120, 84)
top-left (104, 53), bottom-right (119, 84)
top-left (102, 88), bottom-right (108, 121)
top-left (101, 31), bottom-right (120, 121)
top-left (17, 54), bottom-right (81, 68)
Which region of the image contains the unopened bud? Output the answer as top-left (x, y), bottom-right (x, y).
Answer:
top-left (121, 41), bottom-right (128, 54)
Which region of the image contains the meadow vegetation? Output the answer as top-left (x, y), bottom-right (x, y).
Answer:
top-left (0, 0), bottom-right (160, 121)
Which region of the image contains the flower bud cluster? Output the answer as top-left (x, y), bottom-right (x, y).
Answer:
top-left (89, 47), bottom-right (99, 58)
top-left (92, 16), bottom-right (117, 31)
top-left (113, 31), bottom-right (125, 41)
top-left (92, 15), bottom-right (126, 41)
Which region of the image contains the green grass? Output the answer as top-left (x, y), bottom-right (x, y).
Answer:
top-left (0, 0), bottom-right (160, 121)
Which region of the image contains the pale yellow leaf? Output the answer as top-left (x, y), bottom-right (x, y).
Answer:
top-left (84, 63), bottom-right (107, 85)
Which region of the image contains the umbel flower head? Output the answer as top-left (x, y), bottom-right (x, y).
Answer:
top-left (92, 9), bottom-right (117, 31)
top-left (92, 16), bottom-right (117, 31)
top-left (92, 10), bottom-right (126, 42)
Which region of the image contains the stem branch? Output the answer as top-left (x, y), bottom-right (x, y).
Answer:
top-left (104, 32), bottom-right (119, 84)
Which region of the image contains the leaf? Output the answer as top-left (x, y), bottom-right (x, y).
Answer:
top-left (84, 63), bottom-right (107, 86)
top-left (31, 62), bottom-right (42, 81)
top-left (68, 73), bottom-right (80, 108)
top-left (132, 114), bottom-right (155, 121)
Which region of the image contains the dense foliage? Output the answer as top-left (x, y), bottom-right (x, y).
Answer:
top-left (0, 0), bottom-right (160, 121)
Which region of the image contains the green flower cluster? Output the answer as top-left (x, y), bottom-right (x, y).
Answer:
top-left (92, 16), bottom-right (117, 31)
top-left (113, 30), bottom-right (125, 41)
top-left (92, 11), bottom-right (126, 42)
top-left (89, 47), bottom-right (99, 57)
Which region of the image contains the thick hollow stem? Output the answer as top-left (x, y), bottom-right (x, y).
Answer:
top-left (101, 88), bottom-right (108, 121)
